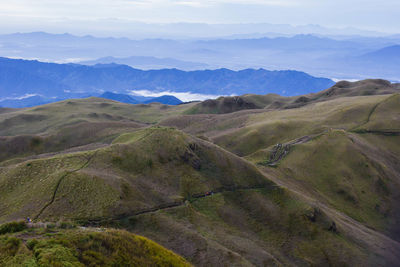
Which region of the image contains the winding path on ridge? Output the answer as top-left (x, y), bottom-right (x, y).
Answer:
top-left (34, 152), bottom-right (98, 220)
top-left (262, 132), bottom-right (324, 166)
top-left (83, 184), bottom-right (272, 225)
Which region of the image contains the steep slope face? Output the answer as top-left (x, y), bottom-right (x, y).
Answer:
top-left (251, 130), bottom-right (400, 239)
top-left (160, 92), bottom-right (400, 254)
top-left (128, 186), bottom-right (375, 266)
top-left (0, 127), bottom-right (384, 266)
top-left (0, 127), bottom-right (270, 222)
top-left (0, 227), bottom-right (191, 266)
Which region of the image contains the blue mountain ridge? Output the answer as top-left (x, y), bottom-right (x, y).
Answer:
top-left (0, 57), bottom-right (335, 102)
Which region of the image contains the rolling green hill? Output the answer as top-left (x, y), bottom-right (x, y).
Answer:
top-left (0, 79), bottom-right (399, 266)
top-left (0, 224), bottom-right (191, 266)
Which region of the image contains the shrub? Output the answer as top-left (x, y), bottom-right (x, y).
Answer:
top-left (59, 222), bottom-right (76, 229)
top-left (26, 239), bottom-right (39, 250)
top-left (0, 221), bottom-right (27, 235)
top-left (46, 223), bottom-right (56, 229)
top-left (0, 237), bottom-right (21, 256)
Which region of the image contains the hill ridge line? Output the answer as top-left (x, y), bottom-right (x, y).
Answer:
top-left (352, 94), bottom-right (398, 131)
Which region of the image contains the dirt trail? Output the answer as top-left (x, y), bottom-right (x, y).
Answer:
top-left (257, 165), bottom-right (400, 265)
top-left (83, 185), bottom-right (270, 225)
top-left (263, 132), bottom-right (323, 166)
top-left (353, 94), bottom-right (398, 131)
top-left (34, 152), bottom-right (97, 220)
top-left (248, 127), bottom-right (400, 264)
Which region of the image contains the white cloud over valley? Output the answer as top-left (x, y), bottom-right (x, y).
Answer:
top-left (129, 90), bottom-right (226, 102)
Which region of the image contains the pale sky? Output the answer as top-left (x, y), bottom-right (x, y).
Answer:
top-left (0, 0), bottom-right (399, 35)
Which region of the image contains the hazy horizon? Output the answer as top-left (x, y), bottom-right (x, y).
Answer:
top-left (1, 0), bottom-right (399, 38)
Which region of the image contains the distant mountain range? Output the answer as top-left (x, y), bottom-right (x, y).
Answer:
top-left (1, 32), bottom-right (400, 80)
top-left (0, 57), bottom-right (335, 107)
top-left (99, 92), bottom-right (183, 105)
top-left (357, 45), bottom-right (400, 65)
top-left (0, 93), bottom-right (183, 108)
top-left (1, 22), bottom-right (389, 39)
top-left (81, 56), bottom-right (208, 70)
top-left (0, 95), bottom-right (57, 109)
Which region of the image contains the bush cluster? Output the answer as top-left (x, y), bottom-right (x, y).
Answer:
top-left (0, 221), bottom-right (27, 235)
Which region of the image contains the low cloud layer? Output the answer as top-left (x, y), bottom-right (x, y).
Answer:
top-left (0, 94), bottom-right (39, 101)
top-left (129, 90), bottom-right (227, 102)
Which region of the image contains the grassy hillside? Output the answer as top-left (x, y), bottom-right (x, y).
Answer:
top-left (1, 127), bottom-right (392, 265)
top-left (0, 127), bottom-right (270, 222)
top-left (250, 130), bottom-right (400, 236)
top-left (0, 98), bottom-right (196, 163)
top-left (197, 94), bottom-right (390, 156)
top-left (0, 223), bottom-right (191, 266)
top-left (185, 79), bottom-right (399, 114)
top-left (1, 79), bottom-right (400, 266)
top-left (0, 97), bottom-right (195, 137)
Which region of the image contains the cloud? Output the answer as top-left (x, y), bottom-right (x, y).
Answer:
top-left (129, 89), bottom-right (228, 101)
top-left (0, 94), bottom-right (39, 101)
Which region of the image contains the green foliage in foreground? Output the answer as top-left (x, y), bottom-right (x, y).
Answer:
top-left (0, 221), bottom-right (26, 235)
top-left (0, 228), bottom-right (191, 267)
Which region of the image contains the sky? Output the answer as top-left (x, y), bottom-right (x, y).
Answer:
top-left (0, 0), bottom-right (399, 36)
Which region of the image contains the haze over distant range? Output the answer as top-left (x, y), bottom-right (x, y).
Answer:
top-left (1, 0), bottom-right (399, 36)
top-left (0, 56), bottom-right (335, 107)
top-left (0, 0), bottom-right (399, 106)
top-left (1, 32), bottom-right (400, 82)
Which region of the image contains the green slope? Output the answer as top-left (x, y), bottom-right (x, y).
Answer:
top-left (1, 80), bottom-right (400, 266)
top-left (0, 225), bottom-right (191, 266)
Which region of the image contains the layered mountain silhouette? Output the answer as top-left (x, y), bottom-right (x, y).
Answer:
top-left (2, 32), bottom-right (400, 80)
top-left (99, 92), bottom-right (183, 105)
top-left (357, 45), bottom-right (400, 65)
top-left (0, 57), bottom-right (335, 103)
top-left (0, 92), bottom-right (183, 108)
top-left (81, 56), bottom-right (208, 70)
